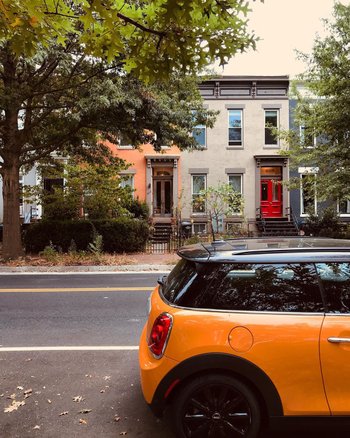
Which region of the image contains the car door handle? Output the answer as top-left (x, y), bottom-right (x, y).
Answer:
top-left (328, 337), bottom-right (350, 344)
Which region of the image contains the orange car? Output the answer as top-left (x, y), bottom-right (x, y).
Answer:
top-left (139, 237), bottom-right (350, 437)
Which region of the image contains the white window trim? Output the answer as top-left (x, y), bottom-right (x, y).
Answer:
top-left (192, 124), bottom-right (207, 149)
top-left (227, 174), bottom-right (243, 216)
top-left (120, 174), bottom-right (135, 198)
top-left (338, 199), bottom-right (350, 217)
top-left (300, 170), bottom-right (317, 217)
top-left (191, 174), bottom-right (207, 215)
top-left (264, 109), bottom-right (279, 147)
top-left (228, 109), bottom-right (243, 148)
top-left (192, 222), bottom-right (207, 235)
top-left (299, 125), bottom-right (317, 149)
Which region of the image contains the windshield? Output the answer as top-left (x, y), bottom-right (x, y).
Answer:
top-left (162, 258), bottom-right (197, 303)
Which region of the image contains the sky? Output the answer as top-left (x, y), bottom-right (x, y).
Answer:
top-left (220, 0), bottom-right (349, 78)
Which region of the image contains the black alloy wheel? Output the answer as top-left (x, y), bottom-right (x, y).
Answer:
top-left (172, 374), bottom-right (261, 438)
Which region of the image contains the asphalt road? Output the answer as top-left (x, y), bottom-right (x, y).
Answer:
top-left (0, 272), bottom-right (344, 438)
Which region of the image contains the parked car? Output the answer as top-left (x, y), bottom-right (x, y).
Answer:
top-left (139, 237), bottom-right (350, 438)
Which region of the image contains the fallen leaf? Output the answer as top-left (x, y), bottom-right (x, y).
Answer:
top-left (59, 411), bottom-right (69, 416)
top-left (79, 418), bottom-right (87, 425)
top-left (0, 394), bottom-right (4, 397)
top-left (7, 394), bottom-right (16, 400)
top-left (24, 389), bottom-right (32, 395)
top-left (114, 416), bottom-right (121, 422)
top-left (4, 400), bottom-right (25, 413)
top-left (33, 425), bottom-right (41, 430)
top-left (47, 399), bottom-right (52, 404)
top-left (25, 358), bottom-right (32, 362)
top-left (73, 395), bottom-right (84, 403)
top-left (100, 389), bottom-right (105, 393)
top-left (103, 376), bottom-right (111, 381)
top-left (78, 409), bottom-right (92, 414)
top-left (17, 386), bottom-right (24, 390)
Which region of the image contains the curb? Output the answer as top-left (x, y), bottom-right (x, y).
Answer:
top-left (0, 264), bottom-right (174, 273)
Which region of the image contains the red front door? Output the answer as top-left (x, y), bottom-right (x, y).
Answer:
top-left (261, 179), bottom-right (282, 217)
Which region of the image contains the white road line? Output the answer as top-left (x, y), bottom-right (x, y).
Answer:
top-left (0, 346), bottom-right (139, 352)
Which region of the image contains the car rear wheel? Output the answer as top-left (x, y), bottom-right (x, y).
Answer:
top-left (172, 374), bottom-right (261, 438)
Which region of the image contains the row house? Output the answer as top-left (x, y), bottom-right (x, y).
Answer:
top-left (1, 75), bottom-right (295, 237)
top-left (113, 76), bottom-right (292, 236)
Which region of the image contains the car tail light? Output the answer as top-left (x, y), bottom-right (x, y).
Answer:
top-left (148, 313), bottom-right (173, 359)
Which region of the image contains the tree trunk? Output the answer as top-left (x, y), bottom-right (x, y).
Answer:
top-left (2, 160), bottom-right (23, 259)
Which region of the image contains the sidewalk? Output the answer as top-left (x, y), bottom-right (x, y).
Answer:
top-left (0, 252), bottom-right (180, 273)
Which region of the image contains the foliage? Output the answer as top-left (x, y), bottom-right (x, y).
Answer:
top-left (24, 220), bottom-right (95, 253)
top-left (25, 158), bottom-right (134, 220)
top-left (88, 232), bottom-right (104, 255)
top-left (281, 2), bottom-right (350, 203)
top-left (303, 207), bottom-right (344, 237)
top-left (92, 218), bottom-right (149, 253)
top-left (193, 183), bottom-right (244, 238)
top-left (0, 0), bottom-right (259, 80)
top-left (127, 199), bottom-right (149, 219)
top-left (38, 241), bottom-right (59, 262)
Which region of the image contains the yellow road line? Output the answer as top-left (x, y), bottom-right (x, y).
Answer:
top-left (0, 287), bottom-right (153, 293)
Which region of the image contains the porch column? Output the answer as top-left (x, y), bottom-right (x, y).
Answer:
top-left (173, 158), bottom-right (178, 213)
top-left (146, 159), bottom-right (152, 213)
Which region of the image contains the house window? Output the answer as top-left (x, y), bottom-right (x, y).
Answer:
top-left (193, 223), bottom-right (207, 235)
top-left (192, 174), bottom-right (206, 213)
top-left (265, 110), bottom-right (279, 145)
top-left (300, 125), bottom-right (316, 148)
top-left (301, 173), bottom-right (317, 216)
top-left (19, 175), bottom-right (24, 217)
top-left (192, 124), bottom-right (206, 148)
top-left (339, 200), bottom-right (350, 216)
top-left (228, 110), bottom-right (243, 146)
top-left (118, 134), bottom-right (133, 149)
top-left (228, 174), bottom-right (243, 214)
top-left (120, 174), bottom-right (135, 198)
top-left (43, 178), bottom-right (64, 193)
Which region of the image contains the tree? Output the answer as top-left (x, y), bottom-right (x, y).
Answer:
top-left (0, 0), bottom-right (259, 80)
top-left (0, 1), bottom-right (261, 258)
top-left (26, 157), bottom-right (134, 220)
top-left (194, 183), bottom-right (243, 239)
top-left (0, 44), bottom-right (216, 258)
top-left (283, 2), bottom-right (350, 204)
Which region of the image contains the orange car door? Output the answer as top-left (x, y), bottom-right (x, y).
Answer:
top-left (317, 262), bottom-right (350, 415)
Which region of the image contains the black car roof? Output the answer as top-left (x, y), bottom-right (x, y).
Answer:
top-left (177, 237), bottom-right (350, 264)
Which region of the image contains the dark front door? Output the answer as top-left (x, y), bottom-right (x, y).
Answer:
top-left (260, 179), bottom-right (282, 218)
top-left (153, 178), bottom-right (172, 216)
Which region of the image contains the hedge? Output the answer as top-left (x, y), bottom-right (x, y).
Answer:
top-left (24, 218), bottom-right (149, 253)
top-left (91, 218), bottom-right (149, 253)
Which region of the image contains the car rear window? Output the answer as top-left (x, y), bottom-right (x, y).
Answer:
top-left (162, 258), bottom-right (198, 303)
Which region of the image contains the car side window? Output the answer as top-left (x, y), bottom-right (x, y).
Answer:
top-left (315, 262), bottom-right (350, 313)
top-left (197, 263), bottom-right (323, 312)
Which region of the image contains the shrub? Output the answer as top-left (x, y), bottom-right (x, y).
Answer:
top-left (24, 220), bottom-right (95, 253)
top-left (127, 199), bottom-right (149, 219)
top-left (24, 218), bottom-right (149, 254)
top-left (304, 207), bottom-right (343, 237)
top-left (92, 218), bottom-right (149, 253)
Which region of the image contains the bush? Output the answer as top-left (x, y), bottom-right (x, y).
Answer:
top-left (92, 218), bottom-right (149, 253)
top-left (24, 220), bottom-right (95, 253)
top-left (24, 218), bottom-right (150, 254)
top-left (304, 207), bottom-right (343, 237)
top-left (127, 199), bottom-right (149, 219)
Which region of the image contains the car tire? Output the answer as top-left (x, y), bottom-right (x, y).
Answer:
top-left (171, 374), bottom-right (261, 438)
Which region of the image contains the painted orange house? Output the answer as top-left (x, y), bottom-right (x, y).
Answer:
top-left (107, 141), bottom-right (181, 224)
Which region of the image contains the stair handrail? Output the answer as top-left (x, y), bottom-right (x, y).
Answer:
top-left (286, 207), bottom-right (300, 232)
top-left (256, 207), bottom-right (266, 233)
